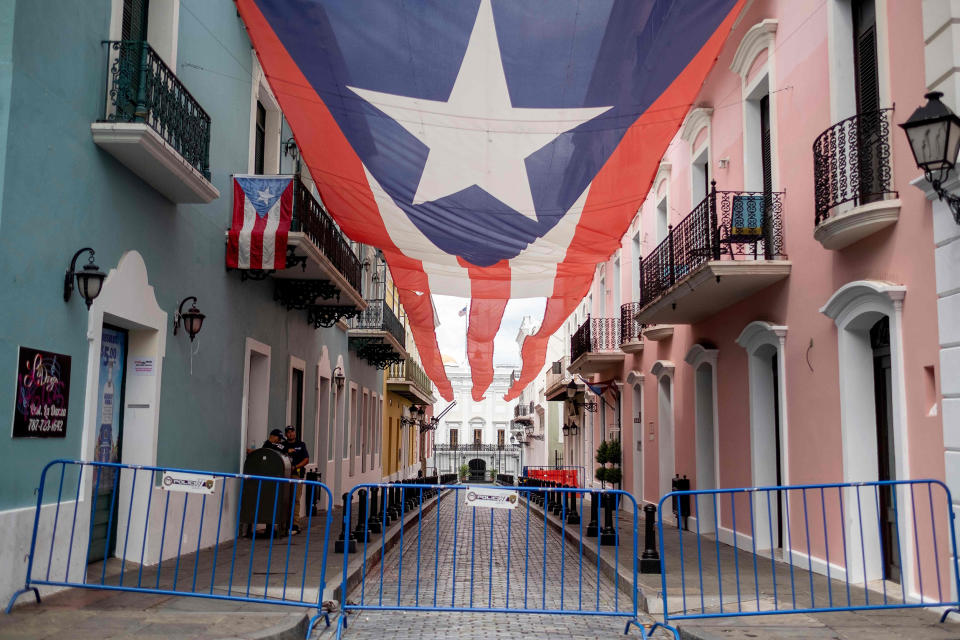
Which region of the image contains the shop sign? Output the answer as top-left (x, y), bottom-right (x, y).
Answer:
top-left (13, 346), bottom-right (71, 438)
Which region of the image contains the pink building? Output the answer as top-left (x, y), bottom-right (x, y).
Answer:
top-left (548, 0), bottom-right (953, 601)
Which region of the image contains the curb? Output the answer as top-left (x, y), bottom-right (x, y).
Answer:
top-left (217, 611), bottom-right (311, 640)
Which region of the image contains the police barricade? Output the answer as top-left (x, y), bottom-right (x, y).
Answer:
top-left (6, 459), bottom-right (335, 636)
top-left (524, 465), bottom-right (584, 488)
top-left (648, 479), bottom-right (960, 639)
top-left (335, 482), bottom-right (643, 639)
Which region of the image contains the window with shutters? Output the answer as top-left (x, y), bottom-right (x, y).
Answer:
top-left (449, 429), bottom-right (459, 447)
top-left (474, 429), bottom-right (482, 446)
top-left (109, 0), bottom-right (179, 68)
top-left (121, 0), bottom-right (149, 41)
top-left (852, 0), bottom-right (883, 204)
top-left (743, 71), bottom-right (773, 194)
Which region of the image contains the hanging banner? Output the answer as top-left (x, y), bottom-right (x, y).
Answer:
top-left (464, 486), bottom-right (518, 510)
top-left (12, 346), bottom-right (71, 438)
top-left (235, 0), bottom-right (746, 399)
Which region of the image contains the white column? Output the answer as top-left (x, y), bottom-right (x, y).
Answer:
top-left (921, 0), bottom-right (960, 600)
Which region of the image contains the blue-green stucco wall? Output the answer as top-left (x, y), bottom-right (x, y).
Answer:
top-left (0, 0), bottom-right (381, 510)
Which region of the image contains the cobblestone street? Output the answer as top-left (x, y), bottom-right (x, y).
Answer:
top-left (319, 488), bottom-right (652, 638)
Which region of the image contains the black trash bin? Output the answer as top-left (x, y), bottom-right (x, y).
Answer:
top-left (241, 448), bottom-right (293, 537)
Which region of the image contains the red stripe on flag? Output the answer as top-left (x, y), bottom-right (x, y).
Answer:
top-left (226, 179), bottom-right (245, 269)
top-left (506, 0), bottom-right (746, 399)
top-left (458, 259), bottom-right (510, 400)
top-left (235, 0), bottom-right (453, 399)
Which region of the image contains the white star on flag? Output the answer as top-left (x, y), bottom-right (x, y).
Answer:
top-left (348, 0), bottom-right (612, 221)
top-left (256, 188), bottom-right (273, 203)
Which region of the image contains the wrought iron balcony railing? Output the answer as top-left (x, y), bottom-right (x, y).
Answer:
top-left (433, 443), bottom-right (519, 452)
top-left (570, 315), bottom-right (621, 363)
top-left (638, 184), bottom-right (785, 308)
top-left (514, 401), bottom-right (535, 418)
top-left (349, 299), bottom-right (405, 347)
top-left (103, 41), bottom-right (211, 179)
top-left (619, 302), bottom-right (646, 343)
top-left (813, 108), bottom-right (897, 226)
top-left (291, 177), bottom-right (363, 293)
top-left (387, 358), bottom-right (431, 396)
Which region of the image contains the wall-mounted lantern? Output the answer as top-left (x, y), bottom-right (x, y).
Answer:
top-left (64, 247), bottom-right (106, 309)
top-left (900, 91), bottom-right (960, 224)
top-left (173, 296), bottom-right (206, 342)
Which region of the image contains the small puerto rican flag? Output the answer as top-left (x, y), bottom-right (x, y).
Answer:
top-left (226, 175), bottom-right (294, 271)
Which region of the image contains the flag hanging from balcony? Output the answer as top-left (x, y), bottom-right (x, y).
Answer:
top-left (235, 0), bottom-right (745, 401)
top-left (227, 175), bottom-right (294, 271)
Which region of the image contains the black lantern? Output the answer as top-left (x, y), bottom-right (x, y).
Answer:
top-left (566, 379), bottom-right (577, 400)
top-left (173, 296), bottom-right (205, 342)
top-left (64, 247), bottom-right (106, 309)
top-left (567, 422), bottom-right (579, 436)
top-left (565, 378), bottom-right (597, 413)
top-left (333, 366), bottom-right (346, 392)
top-left (562, 423), bottom-right (570, 436)
top-left (900, 91), bottom-right (960, 223)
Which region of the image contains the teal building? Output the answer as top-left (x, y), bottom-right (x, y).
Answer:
top-left (0, 0), bottom-right (407, 603)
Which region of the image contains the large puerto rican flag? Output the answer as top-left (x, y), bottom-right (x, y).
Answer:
top-left (227, 175), bottom-right (294, 271)
top-left (235, 0), bottom-right (745, 401)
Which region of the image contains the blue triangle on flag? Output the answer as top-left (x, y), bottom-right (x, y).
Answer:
top-left (237, 177), bottom-right (290, 219)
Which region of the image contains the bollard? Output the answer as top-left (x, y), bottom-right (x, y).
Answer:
top-left (565, 488), bottom-right (580, 525)
top-left (551, 482), bottom-right (563, 516)
top-left (640, 504), bottom-right (661, 573)
top-left (600, 493), bottom-right (618, 546)
top-left (586, 492), bottom-right (599, 537)
top-left (368, 486), bottom-right (382, 534)
top-left (381, 486), bottom-right (392, 527)
top-left (334, 492), bottom-right (357, 553)
top-left (353, 488), bottom-right (369, 541)
top-left (388, 483), bottom-right (400, 520)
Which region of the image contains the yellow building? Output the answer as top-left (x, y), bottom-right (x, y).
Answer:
top-left (380, 257), bottom-right (435, 479)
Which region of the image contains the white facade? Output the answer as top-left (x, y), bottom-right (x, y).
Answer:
top-left (921, 0), bottom-right (960, 597)
top-left (429, 361), bottom-right (521, 478)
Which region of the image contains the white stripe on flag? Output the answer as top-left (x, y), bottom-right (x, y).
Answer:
top-left (238, 197), bottom-right (259, 269)
top-left (261, 198), bottom-right (283, 269)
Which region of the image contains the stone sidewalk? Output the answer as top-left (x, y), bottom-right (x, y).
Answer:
top-left (525, 488), bottom-right (960, 640)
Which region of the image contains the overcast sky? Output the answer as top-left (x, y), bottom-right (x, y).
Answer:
top-left (432, 295), bottom-right (548, 368)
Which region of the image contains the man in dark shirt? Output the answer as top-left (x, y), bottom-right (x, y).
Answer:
top-left (284, 426), bottom-right (310, 533)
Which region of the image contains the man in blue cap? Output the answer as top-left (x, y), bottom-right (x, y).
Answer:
top-left (284, 426), bottom-right (310, 534)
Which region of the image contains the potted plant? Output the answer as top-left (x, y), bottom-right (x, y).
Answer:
top-left (595, 439), bottom-right (610, 488)
top-left (458, 463), bottom-right (470, 482)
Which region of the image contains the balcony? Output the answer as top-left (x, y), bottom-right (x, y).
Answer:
top-left (91, 41), bottom-right (218, 203)
top-left (347, 299), bottom-right (407, 368)
top-left (513, 401), bottom-right (535, 424)
top-left (635, 186), bottom-right (791, 325)
top-left (274, 177), bottom-right (366, 326)
top-left (568, 315), bottom-right (624, 376)
top-left (387, 359), bottom-right (433, 405)
top-left (619, 302), bottom-right (645, 354)
top-left (545, 356), bottom-right (571, 401)
top-left (813, 108), bottom-right (900, 249)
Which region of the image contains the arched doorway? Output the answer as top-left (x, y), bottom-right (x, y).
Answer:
top-left (468, 458), bottom-right (486, 483)
top-left (821, 280), bottom-right (909, 585)
top-left (686, 344), bottom-right (719, 535)
top-left (736, 321), bottom-right (788, 552)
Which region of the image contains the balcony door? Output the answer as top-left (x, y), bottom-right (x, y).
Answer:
top-left (871, 317), bottom-right (900, 583)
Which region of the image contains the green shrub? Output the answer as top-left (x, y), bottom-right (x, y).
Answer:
top-left (604, 467), bottom-right (622, 486)
top-left (594, 467), bottom-right (607, 484)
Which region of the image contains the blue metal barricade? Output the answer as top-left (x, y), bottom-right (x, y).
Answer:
top-left (5, 459), bottom-right (335, 636)
top-left (647, 479), bottom-right (960, 639)
top-left (335, 482), bottom-right (643, 638)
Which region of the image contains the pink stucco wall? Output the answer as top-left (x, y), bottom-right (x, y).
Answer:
top-left (577, 0), bottom-right (946, 596)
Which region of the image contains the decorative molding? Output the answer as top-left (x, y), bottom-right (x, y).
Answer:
top-left (651, 360), bottom-right (676, 379)
top-left (819, 280), bottom-right (906, 324)
top-left (730, 19), bottom-right (778, 79)
top-left (684, 343), bottom-right (719, 368)
top-left (814, 199), bottom-right (901, 250)
top-left (626, 370), bottom-right (645, 386)
top-left (680, 107), bottom-right (714, 149)
top-left (735, 320), bottom-right (787, 352)
top-left (653, 161), bottom-right (672, 195)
